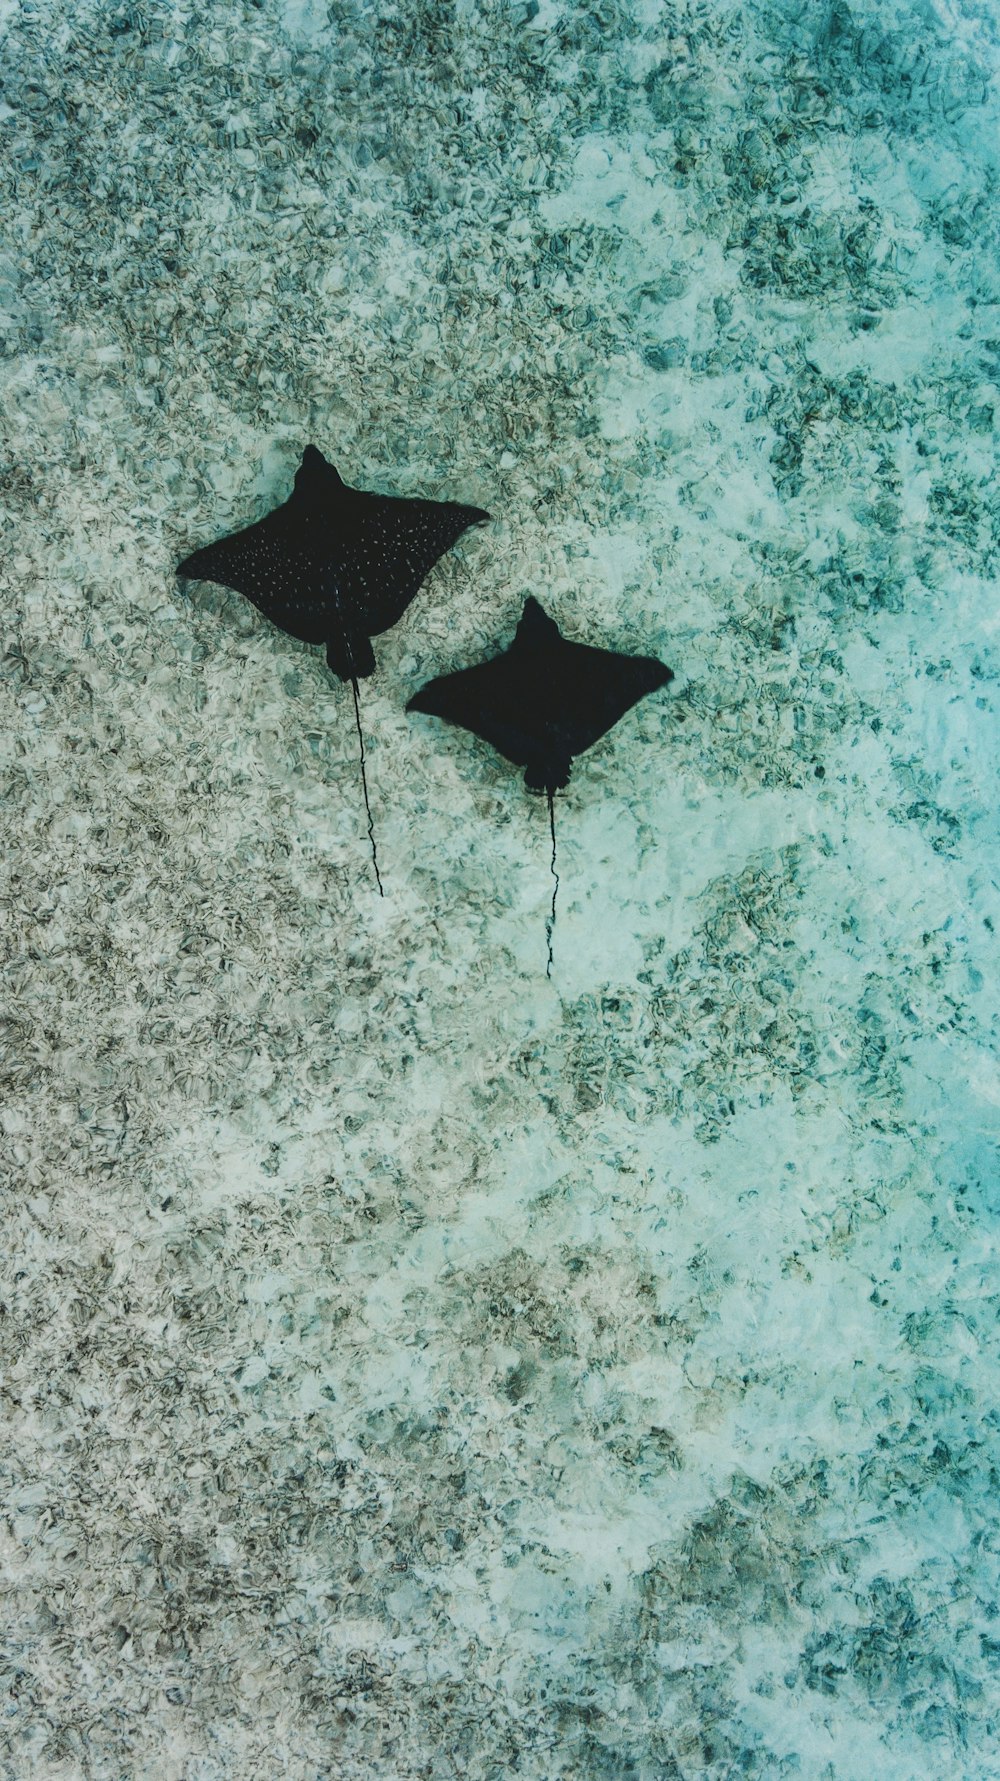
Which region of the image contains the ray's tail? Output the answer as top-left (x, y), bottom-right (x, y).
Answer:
top-left (351, 675), bottom-right (384, 897)
top-left (545, 788), bottom-right (559, 978)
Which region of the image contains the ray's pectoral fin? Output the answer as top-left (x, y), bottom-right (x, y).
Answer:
top-left (326, 632), bottom-right (377, 681)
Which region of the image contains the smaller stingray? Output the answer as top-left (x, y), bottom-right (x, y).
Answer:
top-left (177, 444), bottom-right (489, 892)
top-left (407, 596), bottom-right (673, 973)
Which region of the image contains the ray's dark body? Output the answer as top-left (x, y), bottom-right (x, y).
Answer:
top-left (408, 596), bottom-right (673, 794)
top-left (177, 444), bottom-right (489, 681)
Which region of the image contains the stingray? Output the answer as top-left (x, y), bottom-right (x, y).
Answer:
top-left (177, 443), bottom-right (489, 892)
top-left (407, 596), bottom-right (673, 973)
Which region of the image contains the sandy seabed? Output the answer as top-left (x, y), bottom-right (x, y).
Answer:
top-left (1, 0), bottom-right (999, 1774)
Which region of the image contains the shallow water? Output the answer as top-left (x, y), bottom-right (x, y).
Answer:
top-left (2, 0), bottom-right (999, 1775)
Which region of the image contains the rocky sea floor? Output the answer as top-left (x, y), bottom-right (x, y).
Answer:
top-left (2, 0), bottom-right (999, 1775)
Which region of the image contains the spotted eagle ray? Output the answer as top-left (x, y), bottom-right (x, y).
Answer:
top-left (407, 596), bottom-right (673, 973)
top-left (177, 443), bottom-right (490, 892)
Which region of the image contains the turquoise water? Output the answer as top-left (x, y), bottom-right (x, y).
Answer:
top-left (2, 0), bottom-right (999, 1774)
